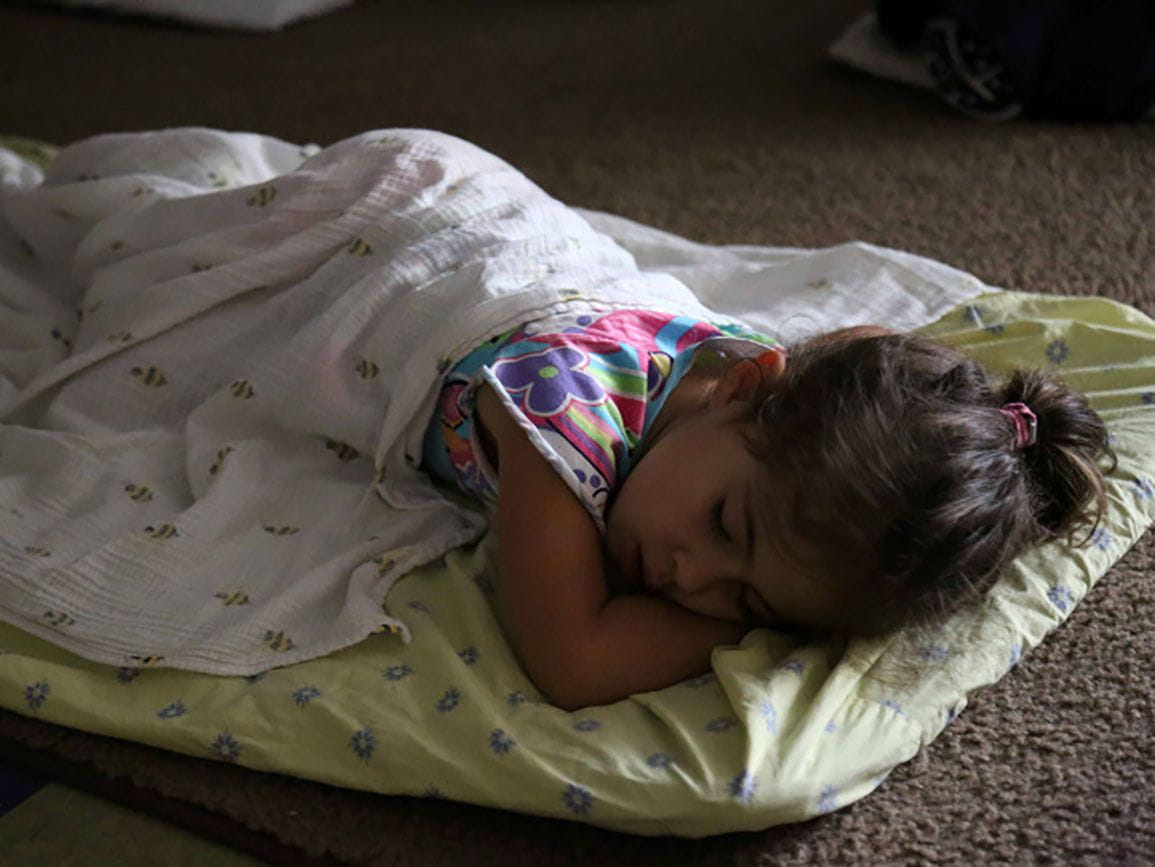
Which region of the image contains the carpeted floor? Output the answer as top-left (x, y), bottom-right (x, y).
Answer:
top-left (1, 0), bottom-right (1152, 863)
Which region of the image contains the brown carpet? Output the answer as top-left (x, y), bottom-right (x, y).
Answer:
top-left (1, 0), bottom-right (1153, 863)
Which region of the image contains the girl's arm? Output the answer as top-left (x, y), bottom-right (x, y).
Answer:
top-left (476, 384), bottom-right (748, 710)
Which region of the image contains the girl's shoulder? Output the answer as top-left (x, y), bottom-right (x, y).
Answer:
top-left (425, 306), bottom-right (777, 529)
top-left (466, 307), bottom-right (775, 426)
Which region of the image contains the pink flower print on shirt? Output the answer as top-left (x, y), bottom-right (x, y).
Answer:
top-left (646, 352), bottom-right (673, 400)
top-left (576, 309), bottom-right (721, 356)
top-left (437, 381), bottom-right (469, 428)
top-left (493, 345), bottom-right (606, 417)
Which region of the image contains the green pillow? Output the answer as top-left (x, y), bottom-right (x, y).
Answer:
top-left (0, 136), bottom-right (59, 170)
top-left (1, 288), bottom-right (1151, 835)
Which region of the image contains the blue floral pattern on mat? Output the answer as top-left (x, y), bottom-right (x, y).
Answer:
top-left (292, 686), bottom-right (321, 706)
top-left (562, 784), bottom-right (594, 815)
top-left (728, 771), bottom-right (757, 803)
top-left (211, 732), bottom-right (241, 762)
top-left (23, 682), bottom-right (49, 711)
top-left (350, 728), bottom-right (376, 761)
top-left (489, 729), bottom-right (515, 755)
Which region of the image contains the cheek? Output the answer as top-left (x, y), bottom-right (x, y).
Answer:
top-left (667, 586), bottom-right (746, 623)
top-left (610, 477), bottom-right (678, 551)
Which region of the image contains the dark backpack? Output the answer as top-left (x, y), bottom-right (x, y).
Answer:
top-left (876, 0), bottom-right (1155, 120)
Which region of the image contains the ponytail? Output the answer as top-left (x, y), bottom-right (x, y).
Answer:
top-left (998, 369), bottom-right (1115, 543)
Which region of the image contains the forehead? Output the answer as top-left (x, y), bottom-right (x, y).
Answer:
top-left (646, 407), bottom-right (756, 478)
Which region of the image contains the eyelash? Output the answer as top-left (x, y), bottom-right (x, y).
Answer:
top-left (711, 502), bottom-right (776, 625)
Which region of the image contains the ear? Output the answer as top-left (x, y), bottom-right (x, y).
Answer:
top-left (708, 347), bottom-right (786, 408)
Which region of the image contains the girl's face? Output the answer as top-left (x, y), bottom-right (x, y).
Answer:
top-left (602, 361), bottom-right (842, 632)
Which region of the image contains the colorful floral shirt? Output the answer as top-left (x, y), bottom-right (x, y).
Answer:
top-left (421, 308), bottom-right (775, 530)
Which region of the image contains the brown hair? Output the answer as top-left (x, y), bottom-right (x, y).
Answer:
top-left (740, 332), bottom-right (1115, 635)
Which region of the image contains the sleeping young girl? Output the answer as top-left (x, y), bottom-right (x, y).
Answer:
top-left (423, 309), bottom-right (1113, 709)
top-left (0, 128), bottom-right (1115, 711)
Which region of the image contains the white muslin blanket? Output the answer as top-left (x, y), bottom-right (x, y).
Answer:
top-left (0, 129), bottom-right (985, 674)
top-left (26, 0), bottom-right (356, 31)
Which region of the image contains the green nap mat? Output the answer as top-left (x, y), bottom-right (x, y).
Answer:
top-left (0, 287), bottom-right (1152, 835)
top-left (0, 784), bottom-right (265, 867)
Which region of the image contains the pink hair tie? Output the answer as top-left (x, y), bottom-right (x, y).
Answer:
top-left (999, 402), bottom-right (1038, 449)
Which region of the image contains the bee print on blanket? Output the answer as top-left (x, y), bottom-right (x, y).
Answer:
top-left (355, 357), bottom-right (380, 379)
top-left (263, 525), bottom-right (301, 536)
top-left (263, 630), bottom-right (295, 653)
top-left (246, 185), bottom-right (277, 207)
top-left (209, 446), bottom-right (234, 477)
top-left (130, 365), bottom-right (168, 387)
top-left (325, 439), bottom-right (359, 462)
top-left (42, 610), bottom-right (75, 630)
top-left (229, 380), bottom-right (255, 399)
top-left (346, 238), bottom-right (372, 257)
top-left (124, 483), bottom-right (153, 503)
top-left (127, 654), bottom-right (166, 667)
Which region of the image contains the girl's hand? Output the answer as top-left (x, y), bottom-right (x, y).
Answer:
top-left (476, 384), bottom-right (748, 710)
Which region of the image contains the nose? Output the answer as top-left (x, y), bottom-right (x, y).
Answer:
top-left (660, 546), bottom-right (746, 621)
top-left (670, 549), bottom-right (726, 597)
